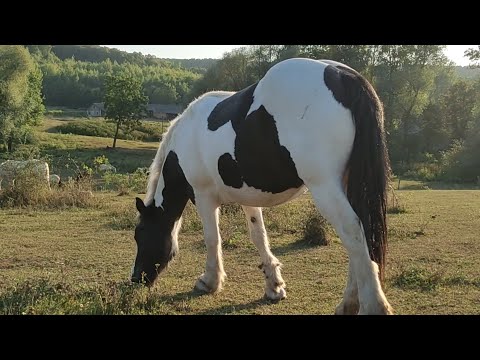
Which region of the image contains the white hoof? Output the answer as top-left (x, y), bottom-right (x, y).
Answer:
top-left (265, 286), bottom-right (287, 301)
top-left (194, 273), bottom-right (224, 294)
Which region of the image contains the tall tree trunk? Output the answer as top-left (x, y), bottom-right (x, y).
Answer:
top-left (112, 120), bottom-right (121, 148)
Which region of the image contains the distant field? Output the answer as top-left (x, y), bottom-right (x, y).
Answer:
top-left (0, 116), bottom-right (478, 315)
top-left (35, 117), bottom-right (159, 174)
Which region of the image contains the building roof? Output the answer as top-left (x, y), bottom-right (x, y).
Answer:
top-left (89, 102), bottom-right (105, 111)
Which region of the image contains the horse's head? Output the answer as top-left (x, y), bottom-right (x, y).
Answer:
top-left (131, 197), bottom-right (178, 286)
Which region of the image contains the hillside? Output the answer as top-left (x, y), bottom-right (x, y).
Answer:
top-left (29, 45), bottom-right (217, 72)
top-left (25, 45), bottom-right (202, 108)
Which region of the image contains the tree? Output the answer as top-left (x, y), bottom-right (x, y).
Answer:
top-left (440, 80), bottom-right (478, 141)
top-left (0, 45), bottom-right (44, 153)
top-left (373, 45), bottom-right (449, 165)
top-left (465, 46), bottom-right (480, 67)
top-left (104, 72), bottom-right (148, 148)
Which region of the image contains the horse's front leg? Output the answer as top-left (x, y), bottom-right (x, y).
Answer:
top-left (194, 194), bottom-right (226, 293)
top-left (242, 206), bottom-right (286, 301)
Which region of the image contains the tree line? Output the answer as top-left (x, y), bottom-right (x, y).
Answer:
top-left (1, 44), bottom-right (479, 183)
top-left (26, 45), bottom-right (202, 108)
top-left (189, 45), bottom-right (480, 182)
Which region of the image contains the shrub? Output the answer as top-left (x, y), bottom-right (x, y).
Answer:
top-left (102, 167), bottom-right (148, 195)
top-left (53, 119), bottom-right (163, 142)
top-left (301, 208), bottom-right (333, 246)
top-left (439, 133), bottom-right (480, 183)
top-left (0, 163), bottom-right (99, 209)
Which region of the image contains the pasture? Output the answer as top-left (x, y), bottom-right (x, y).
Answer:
top-left (0, 189), bottom-right (479, 315)
top-left (0, 114), bottom-right (479, 315)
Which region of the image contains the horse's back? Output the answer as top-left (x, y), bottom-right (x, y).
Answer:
top-left (175, 58), bottom-right (357, 206)
top-left (250, 58), bottom-right (356, 184)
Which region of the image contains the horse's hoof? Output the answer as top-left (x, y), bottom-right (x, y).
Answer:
top-left (264, 287), bottom-right (287, 302)
top-left (194, 278), bottom-right (213, 293)
top-left (193, 274), bottom-right (224, 294)
top-left (335, 301), bottom-right (359, 315)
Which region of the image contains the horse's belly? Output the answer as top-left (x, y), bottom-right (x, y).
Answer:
top-left (220, 184), bottom-right (307, 207)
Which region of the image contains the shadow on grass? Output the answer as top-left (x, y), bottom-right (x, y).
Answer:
top-left (196, 298), bottom-right (274, 315)
top-left (271, 238), bottom-right (319, 257)
top-left (154, 288), bottom-right (206, 304)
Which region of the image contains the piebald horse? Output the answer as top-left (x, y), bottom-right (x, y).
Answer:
top-left (132, 58), bottom-right (393, 315)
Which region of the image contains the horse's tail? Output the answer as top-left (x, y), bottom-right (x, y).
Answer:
top-left (335, 66), bottom-right (390, 283)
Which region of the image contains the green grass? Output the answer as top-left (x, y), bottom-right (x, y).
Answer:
top-left (1, 190), bottom-right (479, 315)
top-left (50, 118), bottom-right (165, 142)
top-left (0, 119), bottom-right (478, 314)
top-left (34, 118), bottom-right (159, 175)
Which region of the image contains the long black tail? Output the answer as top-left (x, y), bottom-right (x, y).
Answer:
top-left (325, 64), bottom-right (390, 283)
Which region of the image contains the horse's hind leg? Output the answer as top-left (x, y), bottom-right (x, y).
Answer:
top-left (335, 261), bottom-right (359, 315)
top-left (242, 206), bottom-right (286, 301)
top-left (308, 183), bottom-right (393, 315)
top-left (194, 194), bottom-right (226, 293)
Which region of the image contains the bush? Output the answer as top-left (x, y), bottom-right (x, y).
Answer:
top-left (102, 168), bottom-right (148, 195)
top-left (9, 145), bottom-right (42, 161)
top-left (53, 119), bottom-right (163, 142)
top-left (301, 208), bottom-right (333, 246)
top-left (0, 164), bottom-right (98, 209)
top-left (403, 160), bottom-right (441, 182)
top-left (439, 132), bottom-right (480, 183)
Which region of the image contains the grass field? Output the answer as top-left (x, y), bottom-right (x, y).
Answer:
top-left (0, 116), bottom-right (478, 315)
top-left (0, 190), bottom-right (478, 315)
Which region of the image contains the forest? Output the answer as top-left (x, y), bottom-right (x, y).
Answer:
top-left (1, 44), bottom-right (479, 183)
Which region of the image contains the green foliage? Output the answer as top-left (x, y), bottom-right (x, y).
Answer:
top-left (104, 73), bottom-right (148, 148)
top-left (191, 45), bottom-right (480, 183)
top-left (0, 45), bottom-right (45, 153)
top-left (440, 122), bottom-right (480, 182)
top-left (465, 45), bottom-right (480, 67)
top-left (33, 47), bottom-right (201, 108)
top-left (53, 119), bottom-right (162, 142)
top-left (93, 154), bottom-right (109, 167)
top-left (14, 44), bottom-right (480, 184)
top-left (101, 167), bottom-right (149, 195)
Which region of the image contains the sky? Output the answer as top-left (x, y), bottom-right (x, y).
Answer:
top-left (104, 45), bottom-right (477, 66)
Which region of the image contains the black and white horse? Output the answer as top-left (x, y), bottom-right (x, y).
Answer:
top-left (132, 58), bottom-right (392, 315)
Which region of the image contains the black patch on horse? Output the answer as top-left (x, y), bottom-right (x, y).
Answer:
top-left (209, 83), bottom-right (304, 193)
top-left (232, 105), bottom-right (303, 193)
top-left (218, 153), bottom-right (243, 188)
top-left (207, 83), bottom-right (258, 131)
top-left (162, 151), bottom-right (196, 206)
top-left (324, 64), bottom-right (362, 110)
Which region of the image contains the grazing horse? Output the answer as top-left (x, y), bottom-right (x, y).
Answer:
top-left (132, 58), bottom-right (393, 315)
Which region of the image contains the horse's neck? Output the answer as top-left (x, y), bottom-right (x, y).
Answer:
top-left (153, 150), bottom-right (192, 221)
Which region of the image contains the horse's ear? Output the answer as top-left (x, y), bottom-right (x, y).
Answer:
top-left (136, 197), bottom-right (146, 214)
